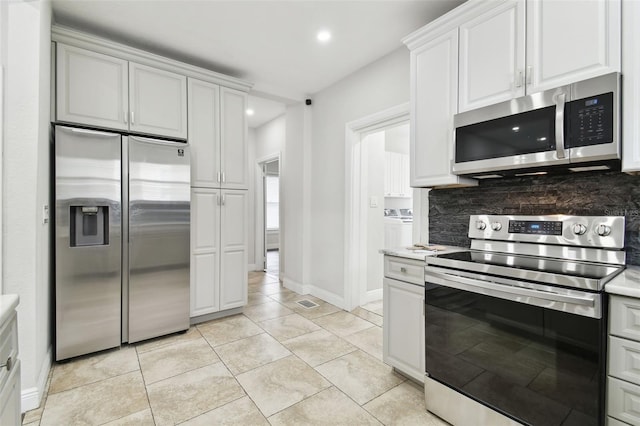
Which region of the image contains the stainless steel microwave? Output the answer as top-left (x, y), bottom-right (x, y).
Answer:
top-left (452, 72), bottom-right (621, 177)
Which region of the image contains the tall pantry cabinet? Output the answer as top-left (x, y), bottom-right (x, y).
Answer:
top-left (52, 26), bottom-right (251, 321)
top-left (188, 78), bottom-right (249, 317)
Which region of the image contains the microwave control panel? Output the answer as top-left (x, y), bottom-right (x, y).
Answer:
top-left (567, 92), bottom-right (614, 147)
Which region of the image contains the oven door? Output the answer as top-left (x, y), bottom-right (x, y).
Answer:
top-left (424, 267), bottom-right (606, 426)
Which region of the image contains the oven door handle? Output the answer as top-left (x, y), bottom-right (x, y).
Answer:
top-left (424, 269), bottom-right (596, 308)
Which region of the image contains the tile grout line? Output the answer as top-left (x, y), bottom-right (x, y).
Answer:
top-left (134, 343), bottom-right (157, 426)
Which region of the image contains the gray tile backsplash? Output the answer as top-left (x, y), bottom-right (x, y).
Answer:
top-left (428, 171), bottom-right (640, 265)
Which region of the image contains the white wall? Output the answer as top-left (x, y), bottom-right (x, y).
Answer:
top-left (365, 131), bottom-right (384, 293)
top-left (248, 115), bottom-right (285, 270)
top-left (282, 104), bottom-right (307, 290)
top-left (4, 0), bottom-right (52, 411)
top-left (308, 47), bottom-right (410, 304)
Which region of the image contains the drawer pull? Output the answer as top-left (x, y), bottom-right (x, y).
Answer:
top-left (0, 356), bottom-right (12, 371)
top-left (400, 267), bottom-right (407, 273)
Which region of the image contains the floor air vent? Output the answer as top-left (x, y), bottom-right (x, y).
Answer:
top-left (296, 299), bottom-right (319, 309)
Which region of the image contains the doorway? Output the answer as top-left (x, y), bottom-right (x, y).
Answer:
top-left (344, 103), bottom-right (425, 311)
top-left (259, 157), bottom-right (280, 277)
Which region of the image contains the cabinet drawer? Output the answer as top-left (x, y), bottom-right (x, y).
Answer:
top-left (0, 312), bottom-right (17, 392)
top-left (384, 256), bottom-right (424, 285)
top-left (608, 377), bottom-right (640, 425)
top-left (611, 296), bottom-right (640, 341)
top-left (610, 336), bottom-right (640, 384)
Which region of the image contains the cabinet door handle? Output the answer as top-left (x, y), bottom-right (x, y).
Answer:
top-left (400, 267), bottom-right (407, 273)
top-left (131, 111), bottom-right (135, 125)
top-left (515, 70), bottom-right (523, 88)
top-left (217, 172), bottom-right (221, 183)
top-left (526, 66), bottom-right (533, 85)
top-left (222, 172), bottom-right (226, 183)
top-left (124, 111), bottom-right (128, 124)
top-left (0, 356), bottom-right (12, 371)
top-left (221, 194), bottom-right (226, 206)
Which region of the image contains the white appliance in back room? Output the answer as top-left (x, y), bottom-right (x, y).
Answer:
top-left (53, 125), bottom-right (191, 361)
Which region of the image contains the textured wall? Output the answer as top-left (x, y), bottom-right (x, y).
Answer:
top-left (429, 171), bottom-right (640, 265)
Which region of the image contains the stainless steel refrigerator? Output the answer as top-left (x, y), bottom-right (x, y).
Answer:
top-left (54, 126), bottom-right (190, 361)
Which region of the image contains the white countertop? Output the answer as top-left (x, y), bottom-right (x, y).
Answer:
top-left (0, 294), bottom-right (19, 327)
top-left (605, 266), bottom-right (640, 298)
top-left (379, 245), bottom-right (468, 261)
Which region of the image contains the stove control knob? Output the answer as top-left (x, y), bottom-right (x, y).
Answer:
top-left (475, 220), bottom-right (487, 231)
top-left (596, 224), bottom-right (611, 236)
top-left (491, 222), bottom-right (502, 231)
top-left (572, 223), bottom-right (587, 235)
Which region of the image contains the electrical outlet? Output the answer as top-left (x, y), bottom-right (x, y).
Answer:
top-left (369, 196), bottom-right (378, 208)
top-left (43, 205), bottom-right (49, 224)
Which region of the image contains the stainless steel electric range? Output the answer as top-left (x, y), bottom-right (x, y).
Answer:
top-left (424, 215), bottom-right (626, 426)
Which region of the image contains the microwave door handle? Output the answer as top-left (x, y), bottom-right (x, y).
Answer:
top-left (555, 92), bottom-right (567, 159)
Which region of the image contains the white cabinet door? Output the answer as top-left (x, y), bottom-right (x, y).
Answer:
top-left (220, 190), bottom-right (248, 310)
top-left (401, 154), bottom-right (411, 197)
top-left (410, 29), bottom-right (476, 188)
top-left (129, 62), bottom-right (187, 139)
top-left (526, 0), bottom-right (621, 94)
top-left (459, 0), bottom-right (525, 112)
top-left (220, 88), bottom-right (248, 189)
top-left (190, 188), bottom-right (220, 316)
top-left (188, 79), bottom-right (221, 187)
top-left (56, 43), bottom-right (129, 131)
top-left (622, 0), bottom-right (640, 172)
top-left (384, 152), bottom-right (392, 196)
top-left (383, 277), bottom-right (424, 382)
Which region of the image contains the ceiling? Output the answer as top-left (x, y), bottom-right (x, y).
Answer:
top-left (51, 0), bottom-right (464, 128)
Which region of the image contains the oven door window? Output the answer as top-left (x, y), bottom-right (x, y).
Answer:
top-left (425, 283), bottom-right (604, 426)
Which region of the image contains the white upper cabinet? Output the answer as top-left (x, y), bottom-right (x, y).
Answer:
top-left (459, 0), bottom-right (621, 112)
top-left (622, 0), bottom-right (640, 172)
top-left (188, 81), bottom-right (248, 189)
top-left (526, 0), bottom-right (621, 93)
top-left (188, 79), bottom-right (221, 187)
top-left (129, 63), bottom-right (187, 139)
top-left (409, 29), bottom-right (476, 188)
top-left (56, 44), bottom-right (129, 131)
top-left (459, 0), bottom-right (525, 112)
top-left (220, 87), bottom-right (249, 189)
top-left (56, 43), bottom-right (188, 139)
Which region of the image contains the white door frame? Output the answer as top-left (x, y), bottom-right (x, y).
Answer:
top-left (256, 152), bottom-right (281, 275)
top-left (344, 103), bottom-right (410, 311)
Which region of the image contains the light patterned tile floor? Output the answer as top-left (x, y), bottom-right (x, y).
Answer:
top-left (23, 271), bottom-right (449, 426)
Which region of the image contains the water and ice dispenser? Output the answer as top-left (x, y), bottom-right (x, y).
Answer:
top-left (70, 206), bottom-right (109, 246)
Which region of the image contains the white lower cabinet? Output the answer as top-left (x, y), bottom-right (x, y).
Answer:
top-left (0, 301), bottom-right (19, 425)
top-left (383, 259), bottom-right (425, 383)
top-left (190, 188), bottom-right (247, 317)
top-left (608, 295), bottom-right (640, 425)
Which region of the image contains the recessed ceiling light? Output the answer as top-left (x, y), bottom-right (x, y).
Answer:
top-left (246, 109), bottom-right (254, 116)
top-left (317, 30), bottom-right (331, 43)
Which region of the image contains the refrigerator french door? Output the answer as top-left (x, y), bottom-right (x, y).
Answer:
top-left (54, 126), bottom-right (190, 360)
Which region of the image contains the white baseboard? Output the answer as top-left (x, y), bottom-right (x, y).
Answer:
top-left (22, 346), bottom-right (52, 412)
top-left (282, 276), bottom-right (347, 311)
top-left (248, 263), bottom-right (261, 272)
top-left (282, 276), bottom-right (308, 295)
top-left (309, 285), bottom-right (347, 310)
top-left (365, 288), bottom-right (383, 303)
